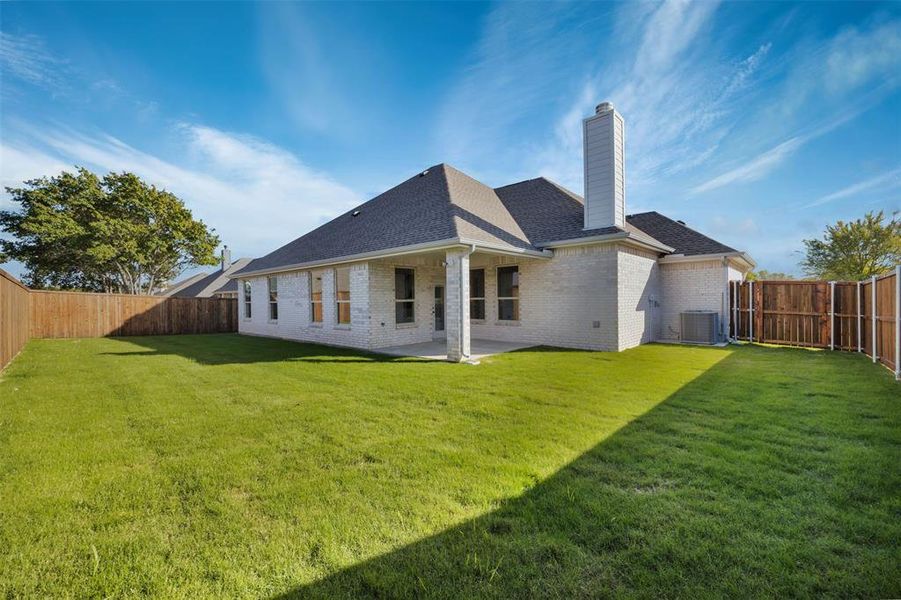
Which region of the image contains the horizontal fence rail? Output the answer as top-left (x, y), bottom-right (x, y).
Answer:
top-left (730, 268), bottom-right (899, 379)
top-left (0, 269), bottom-right (238, 371)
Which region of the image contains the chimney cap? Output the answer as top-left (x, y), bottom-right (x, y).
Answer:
top-left (595, 101), bottom-right (615, 114)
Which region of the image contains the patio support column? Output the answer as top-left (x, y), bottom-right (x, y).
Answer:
top-left (445, 248), bottom-right (471, 362)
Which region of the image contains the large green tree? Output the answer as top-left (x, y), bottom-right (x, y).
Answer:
top-left (800, 210), bottom-right (900, 280)
top-left (0, 168), bottom-right (219, 294)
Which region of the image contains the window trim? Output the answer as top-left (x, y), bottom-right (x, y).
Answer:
top-left (496, 265), bottom-right (520, 322)
top-left (470, 268), bottom-right (486, 321)
top-left (335, 266), bottom-right (351, 326)
top-left (394, 267), bottom-right (416, 325)
top-left (267, 275), bottom-right (278, 322)
top-left (310, 270), bottom-right (324, 325)
top-left (243, 280), bottom-right (252, 320)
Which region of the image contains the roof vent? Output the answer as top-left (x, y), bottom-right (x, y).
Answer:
top-left (352, 210), bottom-right (361, 217)
top-left (676, 220), bottom-right (686, 225)
top-left (419, 169), bottom-right (429, 177)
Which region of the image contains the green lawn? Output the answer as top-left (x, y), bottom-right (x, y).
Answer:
top-left (0, 335), bottom-right (898, 598)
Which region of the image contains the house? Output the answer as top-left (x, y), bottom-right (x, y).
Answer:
top-left (159, 247), bottom-right (252, 299)
top-left (231, 102), bottom-right (754, 361)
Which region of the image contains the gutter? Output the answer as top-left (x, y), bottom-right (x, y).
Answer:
top-left (659, 251), bottom-right (756, 270)
top-left (230, 237), bottom-right (551, 280)
top-left (540, 231), bottom-right (675, 254)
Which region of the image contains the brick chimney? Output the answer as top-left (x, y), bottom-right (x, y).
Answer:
top-left (221, 246), bottom-right (231, 271)
top-left (583, 102), bottom-right (625, 229)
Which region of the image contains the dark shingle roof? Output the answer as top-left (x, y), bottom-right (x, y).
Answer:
top-left (235, 164), bottom-right (535, 275)
top-left (234, 165), bottom-right (741, 276)
top-left (167, 258), bottom-right (252, 297)
top-left (625, 211), bottom-right (737, 256)
top-left (214, 278), bottom-right (238, 294)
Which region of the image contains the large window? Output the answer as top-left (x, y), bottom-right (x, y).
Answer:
top-left (470, 269), bottom-right (485, 320)
top-left (243, 281), bottom-right (252, 319)
top-left (311, 271), bottom-right (323, 323)
top-left (268, 276), bottom-right (278, 321)
top-left (395, 268), bottom-right (415, 324)
top-left (336, 267), bottom-right (351, 325)
top-left (497, 266), bottom-right (519, 321)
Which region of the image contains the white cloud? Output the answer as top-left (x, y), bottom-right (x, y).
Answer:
top-left (1, 123), bottom-right (361, 259)
top-left (691, 137), bottom-right (802, 194)
top-left (0, 143), bottom-right (72, 199)
top-left (802, 167), bottom-right (901, 209)
top-left (0, 32), bottom-right (64, 90)
top-left (825, 20), bottom-right (901, 94)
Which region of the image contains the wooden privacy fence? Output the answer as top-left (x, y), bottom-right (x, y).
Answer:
top-left (1, 270), bottom-right (31, 371)
top-left (730, 267), bottom-right (900, 379)
top-left (0, 268), bottom-right (238, 371)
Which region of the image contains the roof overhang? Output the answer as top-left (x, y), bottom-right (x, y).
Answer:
top-left (539, 231), bottom-right (675, 254)
top-left (659, 251), bottom-right (756, 271)
top-left (230, 238), bottom-right (552, 279)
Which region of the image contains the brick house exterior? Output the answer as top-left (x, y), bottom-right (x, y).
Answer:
top-left (232, 103), bottom-right (754, 361)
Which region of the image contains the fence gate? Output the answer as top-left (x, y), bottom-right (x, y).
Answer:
top-left (729, 268), bottom-right (900, 379)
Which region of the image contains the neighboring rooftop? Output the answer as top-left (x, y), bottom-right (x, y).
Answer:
top-left (161, 257), bottom-right (252, 298)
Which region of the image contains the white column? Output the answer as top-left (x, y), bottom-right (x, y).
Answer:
top-left (445, 249), bottom-right (471, 362)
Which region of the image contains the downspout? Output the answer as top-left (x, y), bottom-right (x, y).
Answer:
top-left (461, 244), bottom-right (477, 360)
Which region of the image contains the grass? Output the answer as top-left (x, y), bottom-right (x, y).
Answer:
top-left (0, 334), bottom-right (898, 598)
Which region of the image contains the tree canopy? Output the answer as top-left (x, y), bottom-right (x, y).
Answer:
top-left (0, 168), bottom-right (219, 294)
top-left (746, 270), bottom-right (796, 281)
top-left (800, 211), bottom-right (900, 280)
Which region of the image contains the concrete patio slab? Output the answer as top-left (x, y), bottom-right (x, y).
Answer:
top-left (375, 338), bottom-right (535, 361)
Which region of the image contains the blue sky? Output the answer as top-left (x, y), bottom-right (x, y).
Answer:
top-left (1, 1), bottom-right (899, 278)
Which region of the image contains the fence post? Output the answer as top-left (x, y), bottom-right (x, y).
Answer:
top-left (829, 281), bottom-right (835, 351)
top-left (895, 265), bottom-right (901, 381)
top-left (872, 275), bottom-right (877, 363)
top-left (733, 281), bottom-right (738, 341)
top-left (856, 281), bottom-right (861, 352)
top-left (749, 280), bottom-right (754, 343)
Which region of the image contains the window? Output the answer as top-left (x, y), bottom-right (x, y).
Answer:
top-left (311, 271), bottom-right (323, 323)
top-left (243, 281), bottom-right (252, 319)
top-left (395, 268), bottom-right (415, 324)
top-left (497, 266), bottom-right (519, 321)
top-left (470, 269), bottom-right (485, 320)
top-left (336, 267), bottom-right (351, 325)
top-left (268, 276), bottom-right (278, 321)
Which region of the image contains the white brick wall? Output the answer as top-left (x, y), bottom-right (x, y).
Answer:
top-left (616, 246), bottom-right (660, 350)
top-left (469, 244), bottom-right (620, 351)
top-left (368, 255), bottom-right (444, 349)
top-left (238, 263), bottom-right (371, 350)
top-left (658, 260), bottom-right (726, 342)
top-left (236, 244), bottom-right (743, 354)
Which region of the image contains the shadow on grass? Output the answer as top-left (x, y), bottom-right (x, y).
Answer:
top-left (99, 334), bottom-right (429, 366)
top-left (274, 346), bottom-right (899, 599)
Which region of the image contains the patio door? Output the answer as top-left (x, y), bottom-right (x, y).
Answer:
top-left (433, 285), bottom-right (445, 337)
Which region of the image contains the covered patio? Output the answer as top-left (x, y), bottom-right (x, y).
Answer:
top-left (375, 338), bottom-right (535, 362)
